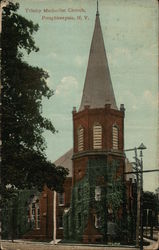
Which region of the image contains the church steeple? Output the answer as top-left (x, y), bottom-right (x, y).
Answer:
top-left (79, 4), bottom-right (117, 111)
top-left (96, 0), bottom-right (99, 16)
top-left (70, 4), bottom-right (125, 242)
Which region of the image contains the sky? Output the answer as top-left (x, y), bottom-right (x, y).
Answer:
top-left (15, 0), bottom-right (158, 192)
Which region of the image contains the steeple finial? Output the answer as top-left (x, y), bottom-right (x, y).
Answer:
top-left (96, 0), bottom-right (99, 16)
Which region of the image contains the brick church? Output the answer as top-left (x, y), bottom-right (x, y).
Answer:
top-left (24, 3), bottom-right (135, 243)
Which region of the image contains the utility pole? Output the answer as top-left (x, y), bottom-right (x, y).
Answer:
top-left (53, 191), bottom-right (57, 244)
top-left (125, 143), bottom-right (146, 250)
top-left (134, 148), bottom-right (140, 248)
top-left (138, 143), bottom-right (147, 250)
top-left (0, 1), bottom-right (8, 249)
top-left (124, 147), bottom-right (141, 247)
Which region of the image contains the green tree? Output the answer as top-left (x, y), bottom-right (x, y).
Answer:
top-left (1, 1), bottom-right (68, 193)
top-left (143, 191), bottom-right (159, 227)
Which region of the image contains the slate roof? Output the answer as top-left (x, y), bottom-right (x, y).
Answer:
top-left (54, 148), bottom-right (73, 177)
top-left (79, 12), bottom-right (117, 111)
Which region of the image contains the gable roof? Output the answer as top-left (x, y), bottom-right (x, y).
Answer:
top-left (54, 148), bottom-right (73, 177)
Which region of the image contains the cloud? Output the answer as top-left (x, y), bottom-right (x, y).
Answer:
top-left (143, 90), bottom-right (158, 108)
top-left (118, 90), bottom-right (138, 111)
top-left (119, 89), bottom-right (158, 112)
top-left (132, 105), bottom-right (138, 111)
top-left (108, 47), bottom-right (132, 66)
top-left (52, 113), bottom-right (71, 121)
top-left (55, 76), bottom-right (78, 96)
top-left (42, 69), bottom-right (54, 87)
top-left (74, 55), bottom-right (86, 67)
top-left (48, 52), bottom-right (57, 59)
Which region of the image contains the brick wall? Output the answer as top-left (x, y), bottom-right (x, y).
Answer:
top-left (73, 106), bottom-right (124, 154)
top-left (24, 178), bottom-right (72, 240)
top-left (72, 106), bottom-right (125, 185)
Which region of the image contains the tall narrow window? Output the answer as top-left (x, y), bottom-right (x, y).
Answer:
top-left (78, 126), bottom-right (84, 151)
top-left (31, 203), bottom-right (36, 224)
top-left (36, 206), bottom-right (40, 229)
top-left (58, 193), bottom-right (65, 206)
top-left (95, 186), bottom-right (101, 201)
top-left (94, 214), bottom-right (101, 228)
top-left (78, 213), bottom-right (81, 228)
top-left (29, 196), bottom-right (40, 229)
top-left (112, 125), bottom-right (119, 149)
top-left (93, 123), bottom-right (102, 149)
top-left (58, 215), bottom-right (63, 229)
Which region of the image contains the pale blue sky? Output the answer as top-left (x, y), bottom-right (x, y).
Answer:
top-left (16, 0), bottom-right (158, 191)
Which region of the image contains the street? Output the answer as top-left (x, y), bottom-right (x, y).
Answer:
top-left (1, 241), bottom-right (138, 250)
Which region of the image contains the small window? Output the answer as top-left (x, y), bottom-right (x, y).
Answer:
top-left (112, 125), bottom-right (119, 149)
top-left (78, 126), bottom-right (84, 151)
top-left (58, 193), bottom-right (65, 206)
top-left (95, 186), bottom-right (101, 201)
top-left (93, 123), bottom-right (102, 149)
top-left (94, 214), bottom-right (101, 228)
top-left (32, 203), bottom-right (36, 221)
top-left (78, 213), bottom-right (81, 228)
top-left (36, 207), bottom-right (40, 229)
top-left (58, 215), bottom-right (63, 228)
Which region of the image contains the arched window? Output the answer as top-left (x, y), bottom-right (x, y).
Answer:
top-left (28, 195), bottom-right (40, 229)
top-left (93, 123), bottom-right (102, 149)
top-left (112, 125), bottom-right (119, 149)
top-left (78, 126), bottom-right (84, 151)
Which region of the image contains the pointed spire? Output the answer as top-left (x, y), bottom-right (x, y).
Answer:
top-left (96, 0), bottom-right (99, 16)
top-left (79, 6), bottom-right (117, 111)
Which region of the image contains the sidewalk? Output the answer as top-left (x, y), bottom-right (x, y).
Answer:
top-left (143, 233), bottom-right (159, 250)
top-left (1, 240), bottom-right (139, 250)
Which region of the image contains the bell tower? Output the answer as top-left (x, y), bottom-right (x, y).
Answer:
top-left (72, 6), bottom-right (125, 185)
top-left (64, 2), bottom-right (126, 243)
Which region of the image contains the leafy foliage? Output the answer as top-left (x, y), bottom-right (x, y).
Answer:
top-left (143, 191), bottom-right (158, 209)
top-left (1, 2), bottom-right (68, 192)
top-left (1, 189), bottom-right (36, 239)
top-left (143, 191), bottom-right (159, 227)
top-left (64, 158), bottom-right (126, 243)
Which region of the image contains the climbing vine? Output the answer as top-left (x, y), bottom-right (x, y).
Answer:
top-left (64, 156), bottom-right (127, 243)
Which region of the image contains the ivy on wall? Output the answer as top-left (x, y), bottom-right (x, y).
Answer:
top-left (63, 156), bottom-right (128, 243)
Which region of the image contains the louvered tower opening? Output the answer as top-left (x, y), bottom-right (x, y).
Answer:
top-left (112, 125), bottom-right (119, 149)
top-left (78, 126), bottom-right (84, 151)
top-left (93, 123), bottom-right (102, 149)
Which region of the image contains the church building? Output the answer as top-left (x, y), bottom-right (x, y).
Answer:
top-left (23, 3), bottom-right (135, 243)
